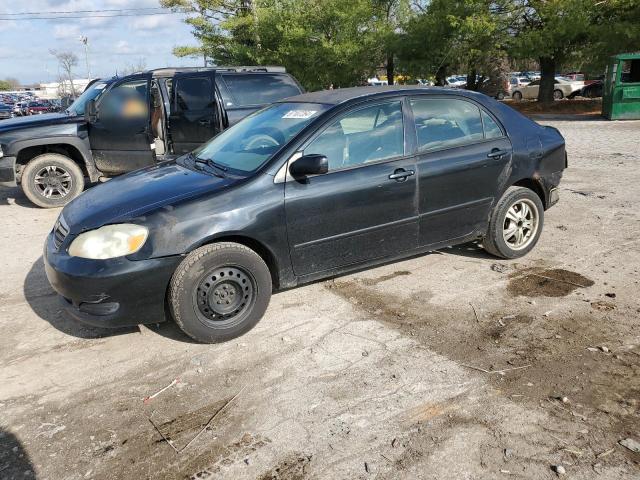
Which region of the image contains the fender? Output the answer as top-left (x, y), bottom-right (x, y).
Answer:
top-left (10, 135), bottom-right (100, 183)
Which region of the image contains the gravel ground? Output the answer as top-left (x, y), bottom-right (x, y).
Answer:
top-left (1, 119), bottom-right (639, 480)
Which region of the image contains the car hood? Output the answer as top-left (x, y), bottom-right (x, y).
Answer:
top-left (62, 160), bottom-right (238, 232)
top-left (0, 112), bottom-right (81, 133)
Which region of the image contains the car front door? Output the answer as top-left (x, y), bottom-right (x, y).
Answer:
top-left (284, 99), bottom-right (419, 277)
top-left (88, 74), bottom-right (155, 175)
top-left (410, 96), bottom-right (512, 247)
top-left (524, 80), bottom-right (540, 99)
top-left (168, 71), bottom-right (219, 155)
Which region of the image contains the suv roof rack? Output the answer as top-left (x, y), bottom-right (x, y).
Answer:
top-left (148, 66), bottom-right (286, 78)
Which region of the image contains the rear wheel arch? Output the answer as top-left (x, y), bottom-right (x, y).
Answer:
top-left (512, 178), bottom-right (546, 209)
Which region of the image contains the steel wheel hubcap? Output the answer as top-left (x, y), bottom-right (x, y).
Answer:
top-left (195, 266), bottom-right (255, 323)
top-left (503, 199), bottom-right (538, 250)
top-left (34, 165), bottom-right (72, 198)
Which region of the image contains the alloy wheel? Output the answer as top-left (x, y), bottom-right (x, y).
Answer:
top-left (34, 165), bottom-right (73, 199)
top-left (502, 199), bottom-right (539, 251)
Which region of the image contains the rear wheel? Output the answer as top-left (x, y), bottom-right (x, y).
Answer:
top-left (169, 242), bottom-right (272, 343)
top-left (21, 153), bottom-right (85, 208)
top-left (496, 92), bottom-right (505, 100)
top-left (512, 91), bottom-right (522, 101)
top-left (553, 89), bottom-right (564, 100)
top-left (483, 186), bottom-right (544, 259)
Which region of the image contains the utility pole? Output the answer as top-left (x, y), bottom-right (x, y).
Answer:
top-left (80, 36), bottom-right (91, 79)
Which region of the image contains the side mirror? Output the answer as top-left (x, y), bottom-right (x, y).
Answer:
top-left (84, 99), bottom-right (97, 123)
top-left (289, 154), bottom-right (328, 177)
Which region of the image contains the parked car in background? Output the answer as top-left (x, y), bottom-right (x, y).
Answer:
top-left (446, 76), bottom-right (467, 88)
top-left (12, 102), bottom-right (27, 117)
top-left (511, 76), bottom-right (584, 101)
top-left (0, 103), bottom-right (12, 120)
top-left (465, 77), bottom-right (510, 100)
top-left (26, 101), bottom-right (51, 115)
top-left (44, 86), bottom-right (566, 343)
top-left (508, 76), bottom-right (531, 97)
top-left (0, 66), bottom-right (304, 208)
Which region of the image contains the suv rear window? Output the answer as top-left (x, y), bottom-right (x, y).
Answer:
top-left (219, 74), bottom-right (301, 107)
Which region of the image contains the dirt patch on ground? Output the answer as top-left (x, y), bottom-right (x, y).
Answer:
top-left (504, 98), bottom-right (602, 116)
top-left (257, 453), bottom-right (312, 480)
top-left (507, 267), bottom-right (594, 297)
top-left (325, 272), bottom-right (640, 470)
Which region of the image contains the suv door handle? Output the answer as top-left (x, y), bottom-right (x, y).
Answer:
top-left (198, 119), bottom-right (211, 126)
top-left (487, 148), bottom-right (509, 159)
top-left (389, 169), bottom-right (415, 181)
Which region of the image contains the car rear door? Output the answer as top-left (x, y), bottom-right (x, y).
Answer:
top-left (284, 98), bottom-right (419, 277)
top-left (410, 96), bottom-right (512, 247)
top-left (88, 74), bottom-right (156, 175)
top-left (168, 71), bottom-right (219, 155)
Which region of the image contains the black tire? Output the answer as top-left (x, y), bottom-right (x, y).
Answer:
top-left (512, 91), bottom-right (522, 101)
top-left (483, 186), bottom-right (544, 259)
top-left (169, 242), bottom-right (272, 343)
top-left (496, 92), bottom-right (505, 100)
top-left (21, 153), bottom-right (85, 208)
top-left (553, 89), bottom-right (564, 100)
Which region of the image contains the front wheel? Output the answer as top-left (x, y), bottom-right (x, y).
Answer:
top-left (553, 89), bottom-right (564, 100)
top-left (21, 153), bottom-right (85, 208)
top-left (169, 242), bottom-right (272, 343)
top-left (512, 91), bottom-right (522, 101)
top-left (483, 186), bottom-right (544, 259)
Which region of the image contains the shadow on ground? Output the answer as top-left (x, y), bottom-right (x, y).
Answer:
top-left (24, 256), bottom-right (195, 343)
top-left (0, 428), bottom-right (36, 479)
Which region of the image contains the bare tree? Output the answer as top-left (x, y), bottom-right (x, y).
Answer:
top-left (50, 50), bottom-right (79, 98)
top-left (122, 58), bottom-right (148, 76)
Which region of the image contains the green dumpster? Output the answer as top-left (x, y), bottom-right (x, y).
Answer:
top-left (602, 53), bottom-right (640, 120)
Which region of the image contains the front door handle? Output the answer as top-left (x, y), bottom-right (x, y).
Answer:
top-left (487, 149), bottom-right (509, 159)
top-left (198, 119), bottom-right (212, 126)
top-left (389, 169), bottom-right (415, 181)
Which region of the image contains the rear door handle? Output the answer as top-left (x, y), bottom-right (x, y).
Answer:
top-left (389, 169), bottom-right (415, 181)
top-left (487, 149), bottom-right (509, 159)
top-left (198, 119), bottom-right (212, 126)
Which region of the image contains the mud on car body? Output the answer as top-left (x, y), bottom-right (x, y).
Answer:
top-left (44, 86), bottom-right (566, 343)
top-left (0, 66), bottom-right (303, 208)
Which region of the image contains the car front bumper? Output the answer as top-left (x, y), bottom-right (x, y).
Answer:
top-left (0, 155), bottom-right (17, 187)
top-left (44, 231), bottom-right (183, 328)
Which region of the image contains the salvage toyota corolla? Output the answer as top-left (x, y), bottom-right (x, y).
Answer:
top-left (44, 87), bottom-right (566, 343)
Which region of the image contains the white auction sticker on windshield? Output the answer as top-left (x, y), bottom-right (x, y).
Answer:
top-left (282, 110), bottom-right (317, 119)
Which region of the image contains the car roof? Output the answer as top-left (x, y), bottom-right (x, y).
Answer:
top-left (282, 85), bottom-right (487, 106)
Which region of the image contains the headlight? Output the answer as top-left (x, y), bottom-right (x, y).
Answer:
top-left (68, 224), bottom-right (148, 259)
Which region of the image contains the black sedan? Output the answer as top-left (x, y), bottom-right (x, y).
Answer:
top-left (44, 86), bottom-right (566, 343)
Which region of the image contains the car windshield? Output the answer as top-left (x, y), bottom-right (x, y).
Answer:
top-left (66, 81), bottom-right (110, 116)
top-left (189, 102), bottom-right (329, 175)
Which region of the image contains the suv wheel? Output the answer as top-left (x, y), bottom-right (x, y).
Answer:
top-left (483, 186), bottom-right (544, 259)
top-left (512, 91), bottom-right (522, 101)
top-left (169, 242), bottom-right (272, 343)
top-left (21, 153), bottom-right (85, 208)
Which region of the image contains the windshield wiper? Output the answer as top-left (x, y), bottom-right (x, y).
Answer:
top-left (189, 153), bottom-right (227, 178)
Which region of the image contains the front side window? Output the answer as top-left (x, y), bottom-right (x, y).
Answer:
top-left (305, 101), bottom-right (404, 171)
top-left (99, 79), bottom-right (148, 122)
top-left (191, 102), bottom-right (329, 174)
top-left (410, 98), bottom-right (484, 151)
top-left (175, 77), bottom-right (212, 111)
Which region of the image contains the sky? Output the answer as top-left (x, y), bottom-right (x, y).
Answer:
top-left (0, 0), bottom-right (203, 85)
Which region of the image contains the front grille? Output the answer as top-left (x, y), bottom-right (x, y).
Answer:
top-left (53, 216), bottom-right (69, 250)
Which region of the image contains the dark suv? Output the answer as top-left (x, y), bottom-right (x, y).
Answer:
top-left (0, 66), bottom-right (303, 207)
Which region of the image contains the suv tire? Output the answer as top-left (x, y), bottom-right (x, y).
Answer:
top-left (21, 153), bottom-right (85, 208)
top-left (483, 186), bottom-right (544, 259)
top-left (169, 242), bottom-right (272, 343)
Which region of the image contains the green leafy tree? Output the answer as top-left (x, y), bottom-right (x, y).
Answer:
top-left (509, 0), bottom-right (594, 103)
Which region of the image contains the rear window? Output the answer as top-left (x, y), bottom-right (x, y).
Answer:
top-left (219, 74), bottom-right (301, 107)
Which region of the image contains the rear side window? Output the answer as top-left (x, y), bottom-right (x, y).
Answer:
top-left (410, 98), bottom-right (484, 151)
top-left (482, 111), bottom-right (503, 139)
top-left (175, 77), bottom-right (212, 111)
top-left (219, 74), bottom-right (301, 107)
top-left (620, 59), bottom-right (640, 83)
